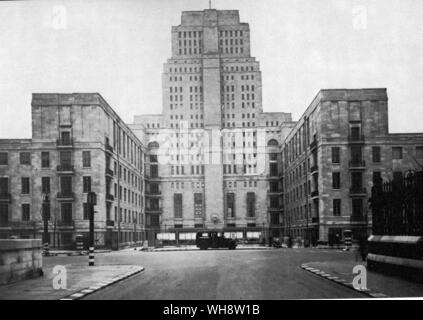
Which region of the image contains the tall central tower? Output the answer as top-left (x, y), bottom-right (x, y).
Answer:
top-left (162, 9), bottom-right (263, 228)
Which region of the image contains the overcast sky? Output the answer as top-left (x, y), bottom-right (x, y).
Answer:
top-left (1, 0), bottom-right (422, 138)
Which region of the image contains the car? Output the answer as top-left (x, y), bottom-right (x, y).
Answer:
top-left (196, 231), bottom-right (237, 250)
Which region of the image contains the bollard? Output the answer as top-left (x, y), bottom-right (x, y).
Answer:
top-left (88, 247), bottom-right (95, 266)
top-left (76, 240), bottom-right (84, 255)
top-left (344, 236), bottom-right (352, 251)
top-left (43, 242), bottom-right (50, 256)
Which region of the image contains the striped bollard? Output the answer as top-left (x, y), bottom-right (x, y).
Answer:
top-left (76, 238), bottom-right (84, 255)
top-left (344, 236), bottom-right (352, 251)
top-left (88, 247), bottom-right (95, 266)
top-left (43, 242), bottom-right (49, 256)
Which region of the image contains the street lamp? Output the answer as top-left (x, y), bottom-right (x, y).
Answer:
top-left (42, 193), bottom-right (50, 255)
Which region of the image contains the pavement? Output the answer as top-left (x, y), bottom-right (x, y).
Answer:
top-left (149, 244), bottom-right (273, 252)
top-left (0, 257), bottom-right (144, 300)
top-left (301, 258), bottom-right (423, 298)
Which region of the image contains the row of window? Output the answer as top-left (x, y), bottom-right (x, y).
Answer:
top-left (220, 38), bottom-right (244, 46)
top-left (170, 181), bottom-right (205, 189)
top-left (289, 198), bottom-right (364, 223)
top-left (178, 31), bottom-right (203, 38)
top-left (220, 46), bottom-right (244, 54)
top-left (169, 75), bottom-right (203, 82)
top-left (0, 151), bottom-right (91, 167)
top-left (219, 30), bottom-right (244, 38)
top-left (223, 122), bottom-right (256, 128)
top-left (111, 124), bottom-right (143, 170)
top-left (168, 66), bottom-right (201, 73)
top-left (222, 74), bottom-right (255, 81)
top-left (0, 202), bottom-right (143, 226)
top-left (224, 180), bottom-right (258, 188)
top-left (223, 65), bottom-right (255, 72)
top-left (170, 165), bottom-right (205, 175)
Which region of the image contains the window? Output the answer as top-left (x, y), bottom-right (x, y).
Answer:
top-left (350, 126), bottom-right (361, 141)
top-left (60, 131), bottom-right (71, 145)
top-left (226, 193), bottom-right (235, 218)
top-left (352, 199), bottom-right (363, 220)
top-left (271, 212), bottom-right (280, 225)
top-left (150, 155), bottom-right (158, 163)
top-left (42, 177), bottom-right (50, 194)
top-left (0, 152), bottom-right (8, 165)
top-left (61, 203), bottom-right (73, 222)
top-left (20, 152), bottom-right (31, 165)
top-left (269, 196), bottom-right (279, 209)
top-left (392, 147), bottom-right (403, 160)
top-left (350, 146), bottom-right (362, 163)
top-left (21, 204), bottom-right (30, 221)
top-left (150, 165), bottom-right (158, 178)
top-left (60, 176), bottom-right (72, 194)
top-left (333, 199), bottom-right (341, 216)
top-left (331, 147), bottom-right (340, 164)
top-left (82, 151), bottom-right (91, 167)
top-left (41, 152), bottom-right (50, 168)
top-left (21, 177), bottom-right (30, 194)
top-left (372, 147), bottom-right (381, 163)
top-left (174, 193), bottom-right (183, 218)
top-left (83, 176), bottom-right (91, 193)
top-left (351, 172), bottom-right (363, 190)
top-left (416, 146), bottom-right (423, 159)
top-left (269, 163), bottom-right (278, 176)
top-left (194, 193), bottom-right (203, 217)
top-left (0, 203), bottom-right (8, 226)
top-left (332, 172), bottom-right (340, 189)
top-left (0, 178), bottom-right (8, 195)
top-left (269, 181), bottom-right (279, 192)
top-left (246, 192), bottom-right (255, 217)
top-left (60, 151), bottom-right (72, 167)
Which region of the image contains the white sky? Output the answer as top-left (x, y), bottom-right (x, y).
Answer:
top-left (1, 0), bottom-right (422, 138)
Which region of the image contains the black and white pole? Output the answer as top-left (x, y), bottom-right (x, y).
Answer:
top-left (344, 235), bottom-right (352, 251)
top-left (88, 246), bottom-right (95, 266)
top-left (87, 192), bottom-right (96, 266)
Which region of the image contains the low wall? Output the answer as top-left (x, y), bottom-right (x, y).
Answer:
top-left (0, 239), bottom-right (43, 285)
top-left (367, 235), bottom-right (423, 281)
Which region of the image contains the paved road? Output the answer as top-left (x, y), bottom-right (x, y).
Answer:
top-left (56, 248), bottom-right (365, 299)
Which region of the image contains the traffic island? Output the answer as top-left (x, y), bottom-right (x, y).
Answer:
top-left (0, 264), bottom-right (144, 300)
top-left (301, 259), bottom-right (423, 298)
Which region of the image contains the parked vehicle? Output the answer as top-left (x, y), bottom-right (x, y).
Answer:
top-left (196, 231), bottom-right (237, 250)
top-left (272, 237), bottom-right (282, 248)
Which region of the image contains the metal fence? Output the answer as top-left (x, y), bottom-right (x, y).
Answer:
top-left (370, 170), bottom-right (423, 236)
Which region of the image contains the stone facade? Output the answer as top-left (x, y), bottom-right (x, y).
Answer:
top-left (0, 93), bottom-right (146, 249)
top-left (282, 89), bottom-right (423, 246)
top-left (129, 9), bottom-right (292, 244)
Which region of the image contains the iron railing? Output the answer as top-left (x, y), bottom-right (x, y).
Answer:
top-left (370, 170), bottom-right (423, 236)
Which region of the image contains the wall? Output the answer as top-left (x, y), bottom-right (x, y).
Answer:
top-left (0, 239), bottom-right (42, 284)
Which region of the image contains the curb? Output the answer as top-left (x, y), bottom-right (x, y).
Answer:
top-left (300, 264), bottom-right (389, 298)
top-left (150, 247), bottom-right (273, 252)
top-left (59, 266), bottom-right (145, 300)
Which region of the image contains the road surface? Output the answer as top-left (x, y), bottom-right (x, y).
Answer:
top-left (58, 248), bottom-right (366, 299)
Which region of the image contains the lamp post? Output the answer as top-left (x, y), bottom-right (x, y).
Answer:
top-left (42, 193), bottom-right (50, 256)
top-left (87, 191), bottom-right (96, 266)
